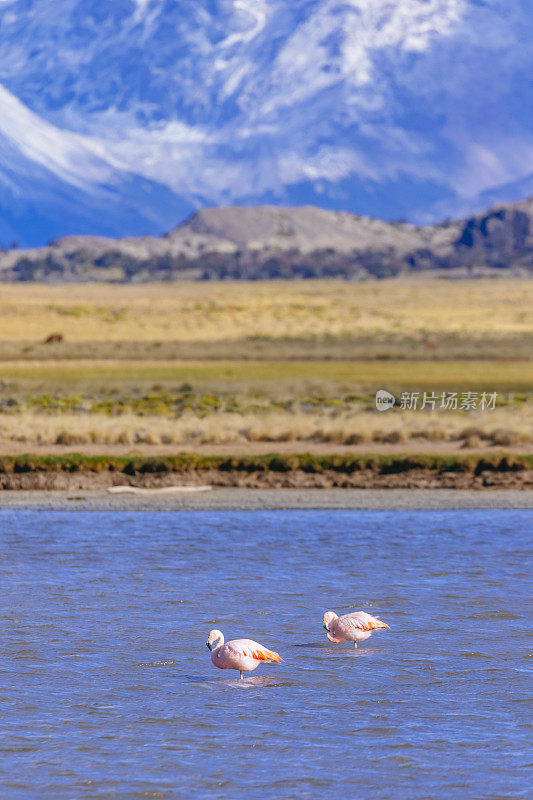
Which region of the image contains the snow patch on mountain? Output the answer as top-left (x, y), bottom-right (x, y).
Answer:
top-left (0, 0), bottom-right (531, 243)
top-left (0, 83), bottom-right (118, 192)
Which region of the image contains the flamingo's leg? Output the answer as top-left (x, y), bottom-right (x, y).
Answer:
top-left (240, 670), bottom-right (243, 679)
top-left (354, 642), bottom-right (358, 649)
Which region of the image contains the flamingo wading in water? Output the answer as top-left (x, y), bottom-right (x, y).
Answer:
top-left (206, 629), bottom-right (283, 679)
top-left (323, 610), bottom-right (390, 647)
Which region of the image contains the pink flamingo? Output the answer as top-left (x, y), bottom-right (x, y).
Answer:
top-left (206, 629), bottom-right (283, 679)
top-left (323, 610), bottom-right (390, 647)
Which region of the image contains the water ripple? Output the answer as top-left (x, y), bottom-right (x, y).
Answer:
top-left (0, 508), bottom-right (531, 800)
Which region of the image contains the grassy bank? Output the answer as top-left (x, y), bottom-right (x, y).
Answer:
top-left (0, 452), bottom-right (531, 491)
top-left (1, 452), bottom-right (531, 475)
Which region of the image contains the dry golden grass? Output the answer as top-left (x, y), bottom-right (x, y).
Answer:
top-left (0, 278), bottom-right (531, 343)
top-left (1, 406), bottom-right (530, 448)
top-left (0, 278), bottom-right (530, 455)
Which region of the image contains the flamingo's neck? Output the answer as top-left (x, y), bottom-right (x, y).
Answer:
top-left (212, 632), bottom-right (224, 650)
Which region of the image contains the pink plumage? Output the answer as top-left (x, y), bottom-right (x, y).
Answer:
top-left (206, 629), bottom-right (283, 679)
top-left (323, 610), bottom-right (390, 647)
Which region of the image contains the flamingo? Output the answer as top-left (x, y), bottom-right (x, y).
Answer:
top-left (206, 629), bottom-right (283, 679)
top-left (323, 610), bottom-right (390, 647)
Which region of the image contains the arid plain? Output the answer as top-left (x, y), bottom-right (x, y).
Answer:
top-left (0, 277), bottom-right (531, 461)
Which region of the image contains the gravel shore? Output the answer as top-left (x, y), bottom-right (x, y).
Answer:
top-left (0, 488), bottom-right (531, 511)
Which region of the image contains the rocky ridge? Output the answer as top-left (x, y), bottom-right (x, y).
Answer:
top-left (1, 199), bottom-right (532, 282)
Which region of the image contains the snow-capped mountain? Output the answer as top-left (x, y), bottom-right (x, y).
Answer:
top-left (0, 0), bottom-right (532, 246)
top-left (0, 82), bottom-right (193, 245)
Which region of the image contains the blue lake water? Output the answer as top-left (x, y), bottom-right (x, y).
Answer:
top-left (1, 508), bottom-right (531, 799)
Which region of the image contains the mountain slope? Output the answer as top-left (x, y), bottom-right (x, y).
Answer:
top-left (0, 1), bottom-right (532, 245)
top-left (1, 199), bottom-right (531, 282)
top-left (0, 83), bottom-right (194, 247)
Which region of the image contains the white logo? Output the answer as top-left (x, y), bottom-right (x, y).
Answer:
top-left (375, 390), bottom-right (395, 412)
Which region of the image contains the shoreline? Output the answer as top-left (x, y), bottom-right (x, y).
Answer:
top-left (0, 487), bottom-right (531, 511)
top-left (0, 453), bottom-right (531, 492)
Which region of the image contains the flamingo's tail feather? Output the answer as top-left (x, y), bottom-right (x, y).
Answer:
top-left (252, 648), bottom-right (283, 663)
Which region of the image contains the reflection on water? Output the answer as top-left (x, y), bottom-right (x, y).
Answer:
top-left (1, 508), bottom-right (531, 799)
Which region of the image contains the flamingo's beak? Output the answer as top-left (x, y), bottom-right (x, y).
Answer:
top-left (206, 642), bottom-right (212, 650)
top-left (323, 624), bottom-right (329, 631)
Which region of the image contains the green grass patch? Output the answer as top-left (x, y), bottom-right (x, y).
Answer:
top-left (0, 359), bottom-right (531, 394)
top-left (0, 452), bottom-right (531, 475)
